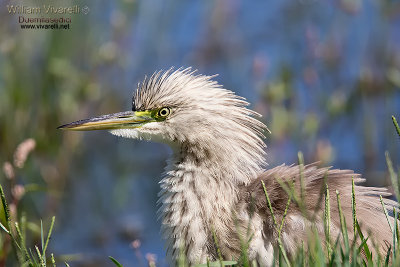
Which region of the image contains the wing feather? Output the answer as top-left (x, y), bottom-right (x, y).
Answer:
top-left (240, 163), bottom-right (395, 257)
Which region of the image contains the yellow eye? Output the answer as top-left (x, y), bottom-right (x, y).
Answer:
top-left (157, 107), bottom-right (171, 117)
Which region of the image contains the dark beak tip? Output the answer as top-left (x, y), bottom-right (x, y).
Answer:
top-left (57, 123), bottom-right (73, 130)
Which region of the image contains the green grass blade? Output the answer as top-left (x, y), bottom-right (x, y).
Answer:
top-left (278, 195), bottom-right (291, 239)
top-left (41, 219), bottom-right (44, 261)
top-left (386, 151), bottom-right (400, 200)
top-left (393, 208), bottom-right (398, 260)
top-left (324, 185), bottom-right (331, 259)
top-left (261, 180), bottom-right (291, 267)
top-left (380, 195), bottom-right (393, 232)
top-left (362, 260), bottom-right (367, 267)
top-left (211, 228), bottom-right (224, 267)
top-left (29, 248), bottom-right (39, 266)
top-left (21, 213), bottom-right (27, 246)
top-left (0, 221), bottom-right (10, 234)
top-left (297, 151), bottom-right (305, 202)
top-left (314, 231), bottom-right (326, 266)
top-left (331, 236), bottom-right (341, 266)
top-left (355, 220), bottom-right (371, 260)
top-left (385, 246), bottom-right (391, 267)
top-left (109, 256), bottom-right (123, 267)
top-left (51, 253), bottom-right (56, 267)
top-left (336, 190), bottom-right (349, 252)
top-left (0, 184), bottom-right (11, 231)
top-left (178, 243), bottom-right (187, 267)
top-left (397, 211), bottom-right (400, 247)
top-left (392, 115), bottom-right (400, 138)
top-left (0, 183), bottom-right (27, 264)
top-left (42, 216), bottom-right (56, 258)
top-left (15, 222), bottom-right (31, 262)
top-left (275, 178), bottom-right (309, 219)
top-left (351, 177), bottom-right (357, 240)
top-left (261, 181), bottom-right (278, 229)
top-left (35, 245), bottom-right (44, 266)
top-left (356, 236), bottom-right (369, 255)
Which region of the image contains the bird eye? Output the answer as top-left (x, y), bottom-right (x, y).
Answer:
top-left (157, 107), bottom-right (171, 117)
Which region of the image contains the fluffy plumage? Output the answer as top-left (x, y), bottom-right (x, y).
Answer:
top-left (110, 68), bottom-right (394, 266)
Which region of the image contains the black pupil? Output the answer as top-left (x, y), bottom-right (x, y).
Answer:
top-left (160, 109), bottom-right (167, 116)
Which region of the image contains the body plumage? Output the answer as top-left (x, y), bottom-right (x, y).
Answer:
top-left (59, 68), bottom-right (395, 266)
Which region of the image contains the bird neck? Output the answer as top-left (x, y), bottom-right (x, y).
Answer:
top-left (158, 140), bottom-right (265, 263)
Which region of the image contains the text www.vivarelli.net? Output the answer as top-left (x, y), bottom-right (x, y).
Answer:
top-left (20, 24), bottom-right (70, 29)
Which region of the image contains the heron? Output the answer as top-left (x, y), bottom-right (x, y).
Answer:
top-left (58, 68), bottom-right (395, 266)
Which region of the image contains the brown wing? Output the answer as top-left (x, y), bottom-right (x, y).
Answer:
top-left (239, 163), bottom-right (395, 256)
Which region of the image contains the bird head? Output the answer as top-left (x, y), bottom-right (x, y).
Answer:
top-left (58, 68), bottom-right (269, 154)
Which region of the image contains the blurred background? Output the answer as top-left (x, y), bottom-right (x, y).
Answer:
top-left (1, 0), bottom-right (400, 266)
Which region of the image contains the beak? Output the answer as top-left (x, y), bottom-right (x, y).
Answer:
top-left (57, 111), bottom-right (155, 131)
